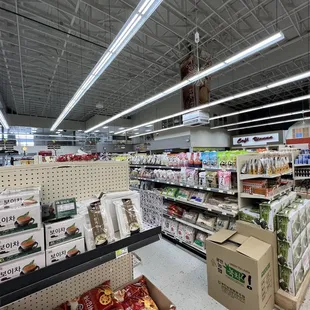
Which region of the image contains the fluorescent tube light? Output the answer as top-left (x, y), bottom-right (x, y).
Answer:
top-left (51, 0), bottom-right (164, 131)
top-left (212, 109), bottom-right (310, 129)
top-left (228, 116), bottom-right (310, 132)
top-left (267, 71), bottom-right (310, 89)
top-left (129, 124), bottom-right (185, 138)
top-left (86, 32), bottom-right (284, 133)
top-left (115, 70), bottom-right (310, 135)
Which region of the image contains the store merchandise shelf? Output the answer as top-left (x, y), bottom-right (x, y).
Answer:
top-left (162, 196), bottom-right (237, 217)
top-left (163, 213), bottom-right (214, 235)
top-left (294, 164), bottom-right (310, 167)
top-left (131, 177), bottom-right (237, 195)
top-left (0, 226), bottom-right (161, 307)
top-left (240, 170), bottom-right (292, 180)
top-left (130, 164), bottom-right (236, 172)
top-left (294, 177), bottom-right (310, 180)
top-left (161, 231), bottom-right (206, 259)
top-left (240, 186), bottom-right (292, 201)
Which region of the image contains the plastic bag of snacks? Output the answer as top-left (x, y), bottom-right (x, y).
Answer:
top-left (114, 276), bottom-right (159, 310)
top-left (55, 281), bottom-right (123, 310)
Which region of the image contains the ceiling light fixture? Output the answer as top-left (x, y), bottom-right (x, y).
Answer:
top-left (103, 126), bottom-right (108, 129)
top-left (115, 70), bottom-right (310, 135)
top-left (227, 116), bottom-right (310, 132)
top-left (87, 32), bottom-right (284, 133)
top-left (129, 124), bottom-right (185, 138)
top-left (51, 0), bottom-right (164, 131)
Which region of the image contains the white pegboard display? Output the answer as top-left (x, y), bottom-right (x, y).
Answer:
top-left (0, 161), bottom-right (129, 203)
top-left (3, 254), bottom-right (133, 310)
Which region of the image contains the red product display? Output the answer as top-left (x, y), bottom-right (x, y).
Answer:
top-left (56, 153), bottom-right (99, 162)
top-left (167, 204), bottom-right (184, 218)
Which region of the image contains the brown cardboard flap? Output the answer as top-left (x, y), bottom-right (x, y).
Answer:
top-left (207, 229), bottom-right (236, 243)
top-left (229, 233), bottom-right (248, 245)
top-left (237, 237), bottom-right (271, 260)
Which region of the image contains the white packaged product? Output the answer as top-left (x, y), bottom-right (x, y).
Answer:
top-left (0, 252), bottom-right (45, 283)
top-left (183, 226), bottom-right (195, 244)
top-left (0, 188), bottom-right (40, 210)
top-left (0, 228), bottom-right (44, 264)
top-left (0, 204), bottom-right (42, 237)
top-left (44, 216), bottom-right (84, 249)
top-left (113, 193), bottom-right (143, 239)
top-left (45, 238), bottom-right (85, 266)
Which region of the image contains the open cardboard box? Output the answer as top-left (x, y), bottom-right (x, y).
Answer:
top-left (117, 276), bottom-right (176, 310)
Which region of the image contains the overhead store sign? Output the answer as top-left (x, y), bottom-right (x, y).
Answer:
top-left (233, 133), bottom-right (279, 146)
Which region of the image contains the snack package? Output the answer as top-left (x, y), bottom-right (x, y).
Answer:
top-left (177, 223), bottom-right (186, 240)
top-left (215, 217), bottom-right (230, 231)
top-left (196, 213), bottom-right (216, 231)
top-left (183, 226), bottom-right (195, 244)
top-left (176, 188), bottom-right (191, 200)
top-left (189, 191), bottom-right (205, 203)
top-left (114, 196), bottom-right (143, 239)
top-left (218, 171), bottom-right (231, 191)
top-left (167, 204), bottom-right (184, 218)
top-left (182, 210), bottom-right (199, 224)
top-left (194, 232), bottom-right (208, 249)
top-left (55, 281), bottom-right (123, 310)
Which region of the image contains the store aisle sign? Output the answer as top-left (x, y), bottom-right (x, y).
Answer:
top-left (233, 133), bottom-right (279, 146)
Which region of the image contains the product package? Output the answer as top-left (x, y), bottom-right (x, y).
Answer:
top-left (176, 188), bottom-right (191, 200)
top-left (0, 188), bottom-right (40, 210)
top-left (259, 198), bottom-right (282, 231)
top-left (217, 171), bottom-right (231, 191)
top-left (0, 228), bottom-right (44, 264)
top-left (44, 216), bottom-right (84, 249)
top-left (277, 207), bottom-right (301, 243)
top-left (196, 213), bottom-right (216, 231)
top-left (277, 236), bottom-right (302, 269)
top-left (0, 204), bottom-right (42, 237)
top-left (189, 191), bottom-right (205, 203)
top-left (182, 210), bottom-right (198, 224)
top-left (215, 216), bottom-right (230, 231)
top-left (194, 232), bottom-right (208, 249)
top-left (114, 195), bottom-right (143, 239)
top-left (300, 229), bottom-right (308, 254)
top-left (45, 238), bottom-right (85, 266)
top-left (177, 223), bottom-right (186, 240)
top-left (183, 225), bottom-right (195, 244)
top-left (238, 206), bottom-right (260, 226)
top-left (0, 252), bottom-right (45, 283)
top-left (53, 198), bottom-right (77, 219)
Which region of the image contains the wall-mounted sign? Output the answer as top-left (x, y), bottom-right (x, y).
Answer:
top-left (233, 133), bottom-right (279, 146)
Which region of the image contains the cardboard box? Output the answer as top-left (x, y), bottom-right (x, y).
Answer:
top-left (44, 216), bottom-right (84, 248)
top-left (206, 230), bottom-right (274, 310)
top-left (277, 207), bottom-right (301, 243)
top-left (0, 228), bottom-right (44, 264)
top-left (298, 201), bottom-right (308, 231)
top-left (0, 204), bottom-right (42, 237)
top-left (45, 237), bottom-right (85, 266)
top-left (236, 220), bottom-right (279, 292)
top-left (0, 188), bottom-right (40, 210)
top-left (0, 252), bottom-right (45, 283)
top-left (259, 199), bottom-right (282, 231)
top-left (300, 229), bottom-right (307, 255)
top-left (277, 236), bottom-right (302, 269)
top-left (117, 276), bottom-right (175, 310)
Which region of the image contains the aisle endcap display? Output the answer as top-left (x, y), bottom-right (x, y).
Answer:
top-left (0, 226), bottom-right (161, 307)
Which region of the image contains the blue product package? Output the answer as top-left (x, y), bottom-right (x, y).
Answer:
top-left (209, 151), bottom-right (218, 168)
top-left (201, 152), bottom-right (209, 168)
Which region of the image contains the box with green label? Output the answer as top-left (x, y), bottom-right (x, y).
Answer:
top-left (206, 230), bottom-right (274, 310)
top-left (44, 216), bottom-right (84, 249)
top-left (277, 235), bottom-right (302, 269)
top-left (54, 198), bottom-right (77, 219)
top-left (0, 228), bottom-right (44, 264)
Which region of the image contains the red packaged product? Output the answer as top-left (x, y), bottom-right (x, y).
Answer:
top-left (167, 204), bottom-right (183, 217)
top-left (55, 281), bottom-right (123, 310)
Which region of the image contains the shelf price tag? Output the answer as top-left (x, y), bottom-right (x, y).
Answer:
top-left (115, 247), bottom-right (128, 259)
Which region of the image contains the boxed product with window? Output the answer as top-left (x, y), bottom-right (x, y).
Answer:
top-left (298, 200), bottom-right (309, 230)
top-left (206, 230), bottom-right (274, 310)
top-left (0, 228), bottom-right (44, 264)
top-left (45, 237), bottom-right (85, 266)
top-left (259, 198), bottom-right (282, 231)
top-left (44, 216), bottom-right (84, 249)
top-left (277, 235), bottom-right (302, 269)
top-left (0, 252), bottom-right (45, 283)
top-left (0, 204), bottom-right (42, 237)
top-left (238, 206), bottom-right (260, 226)
top-left (276, 207), bottom-right (301, 243)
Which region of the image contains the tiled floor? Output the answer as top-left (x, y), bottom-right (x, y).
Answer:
top-left (134, 239), bottom-right (310, 310)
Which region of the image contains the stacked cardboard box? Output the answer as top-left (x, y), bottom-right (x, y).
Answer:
top-left (0, 187), bottom-right (45, 283)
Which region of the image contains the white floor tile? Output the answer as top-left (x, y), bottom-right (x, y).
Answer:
top-left (134, 239), bottom-right (310, 310)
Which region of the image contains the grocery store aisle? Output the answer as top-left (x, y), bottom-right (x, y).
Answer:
top-left (134, 239), bottom-right (310, 310)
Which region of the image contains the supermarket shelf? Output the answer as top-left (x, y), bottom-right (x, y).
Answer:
top-left (162, 196), bottom-right (237, 217)
top-left (294, 177), bottom-right (310, 180)
top-left (0, 226), bottom-right (161, 307)
top-left (163, 213), bottom-right (215, 235)
top-left (130, 164), bottom-right (236, 172)
top-left (240, 186), bottom-right (292, 200)
top-left (240, 170), bottom-right (292, 180)
top-left (131, 177), bottom-right (237, 195)
top-left (294, 164), bottom-right (310, 167)
top-left (161, 231), bottom-right (206, 260)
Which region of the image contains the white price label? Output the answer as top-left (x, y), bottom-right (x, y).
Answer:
top-left (115, 247), bottom-right (128, 259)
top-left (57, 202), bottom-right (75, 212)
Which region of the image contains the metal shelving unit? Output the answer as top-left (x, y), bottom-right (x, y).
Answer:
top-left (130, 164), bottom-right (236, 172)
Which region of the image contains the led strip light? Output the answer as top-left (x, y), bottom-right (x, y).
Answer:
top-left (115, 70), bottom-right (310, 135)
top-left (51, 0), bottom-right (164, 131)
top-left (227, 116), bottom-right (310, 132)
top-left (129, 124), bottom-right (185, 138)
top-left (86, 32), bottom-right (285, 133)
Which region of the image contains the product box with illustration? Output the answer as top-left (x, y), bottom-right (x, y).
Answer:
top-left (276, 207), bottom-right (301, 243)
top-left (45, 237), bottom-right (85, 266)
top-left (0, 252), bottom-right (45, 283)
top-left (0, 204), bottom-right (42, 237)
top-left (277, 235), bottom-right (302, 269)
top-left (259, 198), bottom-right (282, 231)
top-left (206, 229), bottom-right (274, 310)
top-left (0, 228), bottom-right (44, 264)
top-left (44, 216), bottom-right (83, 248)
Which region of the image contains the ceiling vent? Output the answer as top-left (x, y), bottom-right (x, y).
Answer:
top-left (182, 111), bottom-right (210, 127)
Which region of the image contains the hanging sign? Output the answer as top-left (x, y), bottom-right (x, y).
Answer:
top-left (233, 133), bottom-right (279, 146)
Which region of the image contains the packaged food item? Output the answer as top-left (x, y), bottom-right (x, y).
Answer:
top-left (300, 229), bottom-right (308, 254)
top-left (0, 188), bottom-right (40, 210)
top-left (277, 236), bottom-right (302, 269)
top-left (0, 204), bottom-right (42, 237)
top-left (0, 252), bottom-right (45, 283)
top-left (209, 152), bottom-right (218, 168)
top-left (259, 198), bottom-right (282, 231)
top-left (218, 171), bottom-right (231, 191)
top-left (169, 220), bottom-right (178, 236)
top-left (45, 216), bottom-right (84, 248)
top-left (215, 217), bottom-right (230, 231)
top-left (167, 204), bottom-right (183, 218)
top-left (114, 196), bottom-right (143, 239)
top-left (205, 171), bottom-right (217, 188)
top-left (183, 226), bottom-right (195, 244)
top-left (196, 213), bottom-right (216, 231)
top-left (238, 207), bottom-right (260, 226)
top-left (307, 222), bottom-right (310, 244)
top-left (45, 238), bottom-right (85, 266)
top-left (176, 188), bottom-right (191, 200)
top-left (165, 187), bottom-right (179, 198)
top-left (55, 280), bottom-right (123, 310)
top-left (277, 207), bottom-right (301, 243)
top-left (298, 203), bottom-right (308, 231)
top-left (301, 247), bottom-right (310, 275)
top-left (194, 232), bottom-right (208, 249)
top-left (182, 210), bottom-right (198, 224)
top-left (201, 152), bottom-right (209, 169)
top-left (189, 191), bottom-right (205, 203)
top-left (53, 198), bottom-right (77, 219)
top-left (177, 223), bottom-right (186, 240)
top-left (228, 219), bottom-right (236, 231)
top-left (0, 228), bottom-right (44, 264)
